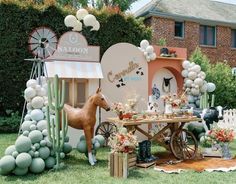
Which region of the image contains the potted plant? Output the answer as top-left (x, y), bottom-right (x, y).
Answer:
top-left (157, 38), bottom-right (168, 56)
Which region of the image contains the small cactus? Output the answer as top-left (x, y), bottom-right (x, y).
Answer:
top-left (46, 75), bottom-right (68, 170)
top-left (200, 92), bottom-right (215, 109)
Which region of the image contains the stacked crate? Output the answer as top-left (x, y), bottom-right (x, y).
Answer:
top-left (109, 152), bottom-right (136, 178)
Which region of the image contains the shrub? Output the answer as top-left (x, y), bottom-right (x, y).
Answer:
top-left (190, 47), bottom-right (236, 108)
top-left (0, 0), bottom-right (152, 115)
top-left (0, 112), bottom-right (21, 133)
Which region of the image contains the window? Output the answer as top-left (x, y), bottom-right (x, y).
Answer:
top-left (232, 29), bottom-right (236, 48)
top-left (60, 78), bottom-right (88, 108)
top-left (175, 21), bottom-right (184, 38)
top-left (200, 25), bottom-right (216, 46)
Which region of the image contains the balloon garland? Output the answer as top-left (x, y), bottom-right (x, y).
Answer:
top-left (64, 9), bottom-right (100, 32)
top-left (182, 60), bottom-right (216, 108)
top-left (139, 40), bottom-right (157, 62)
top-left (0, 77), bottom-right (72, 175)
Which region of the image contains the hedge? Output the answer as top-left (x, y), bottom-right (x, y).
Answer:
top-left (0, 0), bottom-right (152, 115)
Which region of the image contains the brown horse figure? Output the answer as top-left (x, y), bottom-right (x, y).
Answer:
top-left (63, 88), bottom-right (110, 165)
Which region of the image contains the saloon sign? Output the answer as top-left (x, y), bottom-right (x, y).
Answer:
top-left (46, 31), bottom-right (100, 62)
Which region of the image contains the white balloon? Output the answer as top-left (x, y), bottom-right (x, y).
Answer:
top-left (188, 71), bottom-right (197, 80)
top-left (150, 53), bottom-right (157, 60)
top-left (140, 40), bottom-right (149, 50)
top-left (191, 88), bottom-right (200, 96)
top-left (76, 9), bottom-right (89, 20)
top-left (182, 60), bottom-right (191, 69)
top-left (188, 95), bottom-right (195, 103)
top-left (24, 87), bottom-right (36, 99)
top-left (91, 21), bottom-right (100, 31)
top-left (146, 56), bottom-right (151, 62)
top-left (194, 78), bottom-right (204, 86)
top-left (185, 79), bottom-right (193, 87)
top-left (72, 21), bottom-right (83, 32)
top-left (181, 70), bottom-right (188, 78)
top-left (26, 79), bottom-right (37, 88)
top-left (207, 83), bottom-right (216, 93)
top-left (199, 71), bottom-right (206, 79)
top-left (192, 65), bottom-right (201, 73)
top-left (64, 15), bottom-right (78, 27)
top-left (200, 84), bottom-right (208, 93)
top-left (31, 96), bottom-right (44, 109)
top-left (146, 46), bottom-right (154, 54)
top-left (83, 14), bottom-right (97, 27)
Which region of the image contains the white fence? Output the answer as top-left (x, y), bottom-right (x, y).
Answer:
top-left (218, 109), bottom-right (236, 133)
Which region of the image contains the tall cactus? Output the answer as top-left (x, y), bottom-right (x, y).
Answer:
top-left (46, 74), bottom-right (68, 169)
top-left (200, 92), bottom-right (215, 109)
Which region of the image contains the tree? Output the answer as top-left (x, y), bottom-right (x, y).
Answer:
top-left (57, 0), bottom-right (139, 11)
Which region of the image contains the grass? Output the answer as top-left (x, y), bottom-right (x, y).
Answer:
top-left (1, 133), bottom-right (236, 184)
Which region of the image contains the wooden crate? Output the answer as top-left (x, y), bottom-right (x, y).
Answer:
top-left (108, 152), bottom-right (136, 178)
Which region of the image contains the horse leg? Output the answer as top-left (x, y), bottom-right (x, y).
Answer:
top-left (90, 126), bottom-right (97, 163)
top-left (84, 128), bottom-right (95, 166)
top-left (202, 120), bottom-right (209, 133)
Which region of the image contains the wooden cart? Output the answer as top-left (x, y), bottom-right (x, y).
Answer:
top-left (96, 116), bottom-right (201, 160)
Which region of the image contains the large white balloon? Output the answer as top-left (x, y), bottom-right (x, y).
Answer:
top-left (140, 40), bottom-right (149, 50)
top-left (64, 15), bottom-right (78, 27)
top-left (191, 88), bottom-right (200, 96)
top-left (185, 79), bottom-right (193, 87)
top-left (150, 53), bottom-right (157, 60)
top-left (207, 83), bottom-right (216, 93)
top-left (181, 70), bottom-right (188, 78)
top-left (72, 21), bottom-right (83, 32)
top-left (194, 78), bottom-right (204, 86)
top-left (192, 65), bottom-right (201, 73)
top-left (182, 60), bottom-right (191, 69)
top-left (198, 71), bottom-right (206, 79)
top-left (26, 79), bottom-right (37, 88)
top-left (83, 14), bottom-right (97, 27)
top-left (76, 9), bottom-right (89, 20)
top-left (91, 21), bottom-right (100, 31)
top-left (188, 71), bottom-right (197, 80)
top-left (146, 46), bottom-right (154, 54)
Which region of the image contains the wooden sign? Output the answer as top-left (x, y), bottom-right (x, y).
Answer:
top-left (46, 31), bottom-right (100, 62)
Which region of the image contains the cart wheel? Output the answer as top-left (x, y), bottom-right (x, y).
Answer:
top-left (170, 129), bottom-right (198, 160)
top-left (95, 122), bottom-right (117, 146)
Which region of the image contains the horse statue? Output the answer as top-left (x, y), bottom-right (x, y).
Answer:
top-left (64, 88), bottom-right (110, 165)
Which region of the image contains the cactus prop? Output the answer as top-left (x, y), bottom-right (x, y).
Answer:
top-left (0, 76), bottom-right (72, 176)
top-left (46, 74), bottom-right (68, 170)
top-left (200, 92), bottom-right (215, 109)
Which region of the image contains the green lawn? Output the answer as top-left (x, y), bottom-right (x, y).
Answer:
top-left (1, 133), bottom-right (236, 184)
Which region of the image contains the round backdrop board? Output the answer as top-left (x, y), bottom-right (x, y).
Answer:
top-left (101, 43), bottom-right (148, 121)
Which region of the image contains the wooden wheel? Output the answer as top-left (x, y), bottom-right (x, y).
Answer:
top-left (95, 122), bottom-right (117, 146)
top-left (170, 129), bottom-right (198, 160)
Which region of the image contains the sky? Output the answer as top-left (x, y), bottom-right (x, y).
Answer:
top-left (130, 0), bottom-right (236, 13)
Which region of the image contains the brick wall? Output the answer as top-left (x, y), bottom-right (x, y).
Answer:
top-left (146, 16), bottom-right (236, 66)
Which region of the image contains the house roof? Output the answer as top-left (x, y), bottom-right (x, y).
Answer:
top-left (135, 0), bottom-right (236, 27)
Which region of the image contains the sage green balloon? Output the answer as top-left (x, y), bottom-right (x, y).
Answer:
top-left (5, 145), bottom-right (16, 155)
top-left (45, 157), bottom-right (56, 169)
top-left (40, 140), bottom-right (47, 147)
top-left (60, 152), bottom-right (65, 159)
top-left (34, 151), bottom-right (39, 158)
top-left (79, 135), bottom-right (85, 141)
top-left (94, 142), bottom-right (100, 150)
top-left (77, 140), bottom-right (87, 153)
top-left (34, 143), bottom-right (40, 150)
top-left (29, 158), bottom-right (45, 174)
top-left (63, 143), bottom-right (72, 154)
top-left (37, 120), bottom-right (47, 131)
top-left (38, 147), bottom-right (50, 160)
top-left (29, 130), bottom-right (43, 144)
top-left (12, 151), bottom-right (19, 158)
top-left (21, 121), bottom-right (33, 132)
top-left (16, 153), bottom-right (32, 168)
top-left (28, 150), bottom-right (34, 157)
top-left (15, 136), bottom-right (32, 153)
top-left (23, 130), bottom-right (29, 137)
top-left (0, 155), bottom-right (15, 174)
top-left (30, 124), bottom-right (37, 131)
top-left (13, 167), bottom-right (28, 176)
top-left (94, 135), bottom-right (105, 146)
top-left (65, 136), bottom-right (70, 142)
top-left (42, 129), bottom-right (48, 136)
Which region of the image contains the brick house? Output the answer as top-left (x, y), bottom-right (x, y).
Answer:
top-left (135, 0), bottom-right (236, 66)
